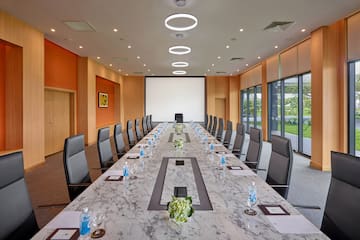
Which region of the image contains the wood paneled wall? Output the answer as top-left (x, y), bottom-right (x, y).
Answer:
top-left (122, 76), bottom-right (144, 125)
top-left (0, 10), bottom-right (44, 169)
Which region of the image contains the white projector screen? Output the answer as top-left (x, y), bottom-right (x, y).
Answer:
top-left (145, 77), bottom-right (205, 122)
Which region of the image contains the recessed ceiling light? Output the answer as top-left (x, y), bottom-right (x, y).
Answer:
top-left (211, 63), bottom-right (215, 67)
top-left (151, 73), bottom-right (155, 76)
top-left (230, 73), bottom-right (233, 76)
top-left (137, 56), bottom-right (141, 59)
top-left (118, 69), bottom-right (122, 72)
top-left (50, 28), bottom-right (56, 32)
top-left (274, 45), bottom-right (278, 49)
top-left (147, 69), bottom-right (151, 72)
top-left (204, 73), bottom-right (207, 76)
top-left (237, 69), bottom-right (240, 72)
top-left (207, 69), bottom-right (210, 72)
top-left (301, 28), bottom-right (306, 32)
top-left (127, 45), bottom-right (132, 49)
top-left (143, 63), bottom-right (147, 67)
top-left (96, 56), bottom-right (101, 59)
top-left (217, 56), bottom-right (221, 59)
top-left (246, 64), bottom-right (249, 66)
top-left (173, 70), bottom-right (187, 75)
top-left (113, 28), bottom-right (118, 32)
top-left (109, 64), bottom-right (112, 67)
top-left (240, 28), bottom-right (244, 32)
top-left (169, 46), bottom-right (191, 55)
top-left (172, 61), bottom-right (189, 67)
top-left (165, 13), bottom-right (198, 31)
top-left (79, 45), bottom-right (83, 49)
top-left (226, 45), bottom-right (230, 49)
top-left (257, 56), bottom-right (261, 59)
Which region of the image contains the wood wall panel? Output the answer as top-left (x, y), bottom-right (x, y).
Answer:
top-left (122, 76), bottom-right (144, 125)
top-left (77, 57), bottom-right (89, 142)
top-left (267, 55), bottom-right (279, 82)
top-left (229, 76), bottom-right (240, 125)
top-left (280, 47), bottom-right (298, 78)
top-left (0, 10), bottom-right (44, 169)
top-left (0, 43), bottom-right (5, 150)
top-left (348, 11), bottom-right (360, 61)
top-left (298, 39), bottom-right (311, 73)
top-left (240, 65), bottom-right (262, 89)
top-left (45, 89), bottom-right (71, 155)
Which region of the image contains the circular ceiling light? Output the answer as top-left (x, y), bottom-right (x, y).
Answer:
top-left (173, 70), bottom-right (187, 75)
top-left (169, 46), bottom-right (191, 55)
top-left (165, 13), bottom-right (198, 31)
top-left (172, 61), bottom-right (189, 67)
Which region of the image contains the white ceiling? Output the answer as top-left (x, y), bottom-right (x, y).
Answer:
top-left (1, 0), bottom-right (360, 76)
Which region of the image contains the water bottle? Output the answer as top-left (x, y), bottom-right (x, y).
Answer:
top-left (140, 145), bottom-right (145, 159)
top-left (220, 153), bottom-right (226, 167)
top-left (123, 161), bottom-right (129, 179)
top-left (148, 138), bottom-right (152, 148)
top-left (79, 207), bottom-right (91, 236)
top-left (248, 182), bottom-right (257, 208)
top-left (209, 143), bottom-right (214, 153)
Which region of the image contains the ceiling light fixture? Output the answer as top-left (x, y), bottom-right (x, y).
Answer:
top-left (147, 69), bottom-right (151, 72)
top-left (275, 45), bottom-right (279, 49)
top-left (173, 70), bottom-right (187, 75)
top-left (172, 61), bottom-right (189, 67)
top-left (240, 28), bottom-right (244, 32)
top-left (301, 28), bottom-right (306, 32)
top-left (127, 45), bottom-right (132, 49)
top-left (118, 69), bottom-right (122, 72)
top-left (207, 69), bottom-right (210, 72)
top-left (143, 63), bottom-right (147, 67)
top-left (125, 73), bottom-right (129, 76)
top-left (79, 45), bottom-right (83, 49)
top-left (226, 45), bottom-right (230, 49)
top-left (113, 28), bottom-right (118, 32)
top-left (169, 45), bottom-right (191, 55)
top-left (237, 69), bottom-right (240, 72)
top-left (109, 64), bottom-right (112, 67)
top-left (165, 13), bottom-right (198, 31)
top-left (50, 28), bottom-right (56, 32)
top-left (217, 56), bottom-right (221, 59)
top-left (246, 64), bottom-right (249, 66)
top-left (257, 56), bottom-right (261, 59)
top-left (137, 56), bottom-right (141, 59)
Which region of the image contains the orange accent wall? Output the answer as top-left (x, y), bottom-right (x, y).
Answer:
top-left (96, 76), bottom-right (117, 128)
top-left (45, 40), bottom-right (77, 90)
top-left (0, 43), bottom-right (5, 150)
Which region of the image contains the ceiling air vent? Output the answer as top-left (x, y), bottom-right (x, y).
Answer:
top-left (264, 21), bottom-right (294, 32)
top-left (216, 71), bottom-right (226, 74)
top-left (63, 21), bottom-right (95, 32)
top-left (230, 57), bottom-right (244, 61)
top-left (133, 72), bottom-right (144, 75)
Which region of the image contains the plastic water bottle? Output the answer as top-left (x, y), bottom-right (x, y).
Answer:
top-left (220, 153), bottom-right (226, 167)
top-left (148, 138), bottom-right (152, 148)
top-left (209, 143), bottom-right (214, 153)
top-left (123, 161), bottom-right (129, 179)
top-left (79, 207), bottom-right (91, 236)
top-left (139, 146), bottom-right (145, 159)
top-left (248, 182), bottom-right (257, 209)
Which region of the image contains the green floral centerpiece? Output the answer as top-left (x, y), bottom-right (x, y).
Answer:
top-left (175, 123), bottom-right (184, 135)
top-left (167, 196), bottom-right (194, 223)
top-left (174, 138), bottom-right (184, 150)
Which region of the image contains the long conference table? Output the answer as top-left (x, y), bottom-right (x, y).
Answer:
top-left (33, 123), bottom-right (328, 239)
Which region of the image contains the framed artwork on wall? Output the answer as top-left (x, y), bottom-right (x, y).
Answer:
top-left (98, 92), bottom-right (108, 108)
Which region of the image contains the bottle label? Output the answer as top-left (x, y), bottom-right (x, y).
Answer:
top-left (80, 216), bottom-right (90, 235)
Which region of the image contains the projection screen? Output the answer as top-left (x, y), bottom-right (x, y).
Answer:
top-left (145, 77), bottom-right (205, 122)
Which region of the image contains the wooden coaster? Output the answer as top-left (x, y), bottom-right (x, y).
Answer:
top-left (91, 228), bottom-right (105, 238)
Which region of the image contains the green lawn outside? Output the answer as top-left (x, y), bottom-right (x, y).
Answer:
top-left (356, 129), bottom-right (360, 151)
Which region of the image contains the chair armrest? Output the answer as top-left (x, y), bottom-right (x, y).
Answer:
top-left (68, 183), bottom-right (91, 187)
top-left (91, 167), bottom-right (109, 171)
top-left (292, 204), bottom-right (321, 210)
top-left (37, 202), bottom-right (69, 208)
top-left (269, 184), bottom-right (289, 188)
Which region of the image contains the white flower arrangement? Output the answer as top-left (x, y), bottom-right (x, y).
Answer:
top-left (167, 196), bottom-right (194, 223)
top-left (174, 138), bottom-right (184, 150)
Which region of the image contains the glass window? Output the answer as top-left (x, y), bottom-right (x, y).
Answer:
top-left (241, 90), bottom-right (248, 131)
top-left (256, 86), bottom-right (262, 129)
top-left (248, 87), bottom-right (255, 129)
top-left (349, 60), bottom-right (360, 156)
top-left (302, 73), bottom-right (312, 156)
top-left (269, 81), bottom-right (282, 136)
top-left (284, 77), bottom-right (299, 151)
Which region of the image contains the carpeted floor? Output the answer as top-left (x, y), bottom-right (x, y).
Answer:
top-left (25, 134), bottom-right (331, 229)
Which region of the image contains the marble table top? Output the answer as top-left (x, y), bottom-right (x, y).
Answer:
top-left (32, 123), bottom-right (329, 240)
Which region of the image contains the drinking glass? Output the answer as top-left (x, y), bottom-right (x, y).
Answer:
top-left (130, 163), bottom-right (137, 179)
top-left (91, 212), bottom-right (106, 237)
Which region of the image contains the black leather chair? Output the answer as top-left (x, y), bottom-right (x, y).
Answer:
top-left (114, 123), bottom-right (126, 159)
top-left (243, 127), bottom-right (262, 170)
top-left (0, 151), bottom-right (39, 240)
top-left (232, 123), bottom-right (245, 158)
top-left (146, 115), bottom-right (152, 131)
top-left (97, 127), bottom-right (115, 173)
top-left (149, 114), bottom-right (153, 129)
top-left (204, 114), bottom-right (208, 129)
top-left (211, 116), bottom-right (217, 136)
top-left (216, 118), bottom-right (224, 141)
top-left (142, 116), bottom-right (148, 135)
top-left (265, 135), bottom-right (293, 199)
top-left (175, 113), bottom-right (183, 123)
top-left (127, 120), bottom-right (136, 148)
top-left (135, 119), bottom-right (143, 142)
top-left (223, 120), bottom-right (233, 149)
top-left (63, 134), bottom-right (91, 201)
top-left (320, 151), bottom-right (360, 239)
top-left (208, 115), bottom-right (213, 132)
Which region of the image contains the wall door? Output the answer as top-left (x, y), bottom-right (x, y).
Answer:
top-left (45, 89), bottom-right (73, 156)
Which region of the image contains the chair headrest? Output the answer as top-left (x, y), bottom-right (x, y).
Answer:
top-left (114, 123), bottom-right (122, 135)
top-left (237, 123), bottom-right (245, 135)
top-left (98, 127), bottom-right (110, 142)
top-left (0, 151), bottom-right (24, 188)
top-left (65, 134), bottom-right (85, 157)
top-left (331, 151), bottom-right (360, 188)
top-left (249, 127), bottom-right (261, 143)
top-left (271, 135), bottom-right (292, 157)
top-left (127, 120), bottom-right (133, 128)
top-left (227, 121), bottom-right (232, 130)
top-left (135, 119), bottom-right (139, 125)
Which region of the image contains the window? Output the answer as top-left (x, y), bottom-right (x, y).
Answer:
top-left (240, 85), bottom-right (262, 132)
top-left (268, 73), bottom-right (312, 155)
top-left (349, 60), bottom-right (360, 156)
